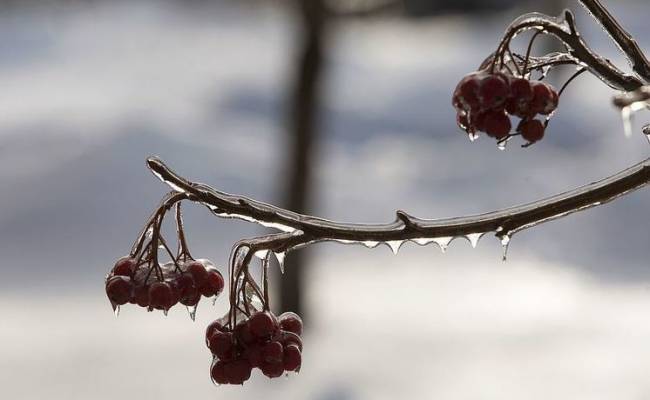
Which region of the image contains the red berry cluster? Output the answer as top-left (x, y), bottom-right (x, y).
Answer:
top-left (452, 70), bottom-right (559, 144)
top-left (105, 256), bottom-right (224, 312)
top-left (207, 311), bottom-right (304, 385)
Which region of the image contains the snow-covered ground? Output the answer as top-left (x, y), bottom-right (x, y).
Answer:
top-left (1, 1), bottom-right (649, 398)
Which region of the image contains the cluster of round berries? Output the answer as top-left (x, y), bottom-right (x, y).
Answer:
top-left (452, 70), bottom-right (559, 144)
top-left (105, 256), bottom-right (224, 311)
top-left (207, 311), bottom-right (304, 385)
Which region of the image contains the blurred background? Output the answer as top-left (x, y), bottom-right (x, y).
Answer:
top-left (1, 0), bottom-right (649, 398)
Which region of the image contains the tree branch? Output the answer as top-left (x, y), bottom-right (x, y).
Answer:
top-left (494, 10), bottom-right (644, 91)
top-left (578, 0), bottom-right (650, 82)
top-left (146, 156), bottom-right (650, 256)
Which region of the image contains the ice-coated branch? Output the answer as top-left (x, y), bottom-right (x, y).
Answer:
top-left (494, 9), bottom-right (644, 91)
top-left (146, 157), bottom-right (650, 259)
top-left (579, 0), bottom-right (650, 82)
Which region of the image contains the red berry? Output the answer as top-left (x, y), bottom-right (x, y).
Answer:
top-left (224, 359), bottom-right (252, 385)
top-left (509, 78), bottom-right (533, 101)
top-left (453, 72), bottom-right (483, 110)
top-left (206, 320), bottom-right (227, 347)
top-left (244, 345), bottom-right (263, 368)
top-left (249, 311), bottom-right (278, 339)
top-left (283, 344), bottom-right (302, 372)
top-left (234, 320), bottom-right (255, 346)
top-left (279, 331), bottom-right (303, 352)
top-left (482, 110), bottom-right (511, 139)
top-left (519, 119), bottom-right (545, 143)
top-left (479, 74), bottom-right (510, 109)
top-left (279, 312), bottom-right (303, 336)
top-left (200, 270), bottom-right (224, 297)
top-left (260, 361), bottom-right (284, 378)
top-left (210, 360), bottom-right (229, 385)
top-left (106, 276), bottom-right (133, 305)
top-left (148, 282), bottom-right (175, 310)
top-left (133, 284), bottom-right (150, 307)
top-left (185, 261), bottom-right (208, 286)
top-left (208, 331), bottom-right (235, 359)
top-left (530, 82), bottom-right (558, 115)
top-left (262, 341), bottom-right (284, 363)
top-left (176, 273), bottom-right (200, 306)
top-left (113, 257), bottom-right (137, 277)
top-left (506, 78), bottom-right (534, 117)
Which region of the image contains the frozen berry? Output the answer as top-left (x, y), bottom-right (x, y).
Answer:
top-left (244, 345), bottom-right (263, 368)
top-left (506, 78), bottom-right (534, 117)
top-left (279, 312), bottom-right (303, 336)
top-left (249, 311), bottom-right (278, 339)
top-left (479, 74), bottom-right (510, 109)
top-left (112, 257), bottom-right (137, 277)
top-left (176, 273), bottom-right (200, 306)
top-left (453, 73), bottom-right (483, 110)
top-left (208, 331), bottom-right (234, 359)
top-left (224, 359), bottom-right (252, 385)
top-left (260, 361), bottom-right (284, 378)
top-left (106, 276), bottom-right (133, 305)
top-left (530, 82), bottom-right (558, 115)
top-left (234, 320), bottom-right (255, 346)
top-left (133, 284), bottom-right (150, 307)
top-left (206, 320), bottom-right (226, 347)
top-left (185, 261), bottom-right (208, 287)
top-left (519, 119), bottom-right (545, 143)
top-left (279, 331), bottom-right (303, 352)
top-left (210, 360), bottom-right (229, 385)
top-left (148, 282), bottom-right (175, 310)
top-left (262, 341), bottom-right (284, 364)
top-left (482, 110), bottom-right (511, 139)
top-left (283, 344), bottom-right (302, 372)
top-left (200, 270), bottom-right (224, 297)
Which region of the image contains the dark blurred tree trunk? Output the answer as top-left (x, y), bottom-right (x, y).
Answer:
top-left (278, 0), bottom-right (327, 318)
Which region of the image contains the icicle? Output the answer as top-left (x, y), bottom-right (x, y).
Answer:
top-left (466, 233), bottom-right (484, 248)
top-left (163, 309), bottom-right (169, 317)
top-left (111, 302), bottom-right (120, 317)
top-left (622, 106), bottom-right (633, 137)
top-left (186, 305), bottom-right (198, 321)
top-left (433, 237), bottom-right (453, 253)
top-left (497, 140), bottom-right (508, 151)
top-left (274, 252), bottom-right (286, 274)
top-left (385, 240), bottom-right (404, 255)
top-left (500, 235), bottom-right (511, 262)
top-left (468, 132), bottom-right (479, 142)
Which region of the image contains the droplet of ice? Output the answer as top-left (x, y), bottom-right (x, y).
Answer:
top-left (274, 252), bottom-right (286, 274)
top-left (163, 309), bottom-right (169, 317)
top-left (497, 140), bottom-right (508, 151)
top-left (362, 240), bottom-right (380, 249)
top-left (500, 235), bottom-right (511, 262)
top-left (433, 237), bottom-right (453, 253)
top-left (466, 233), bottom-right (484, 248)
top-left (187, 305), bottom-right (198, 321)
top-left (468, 132), bottom-right (479, 142)
top-left (385, 240), bottom-right (404, 255)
